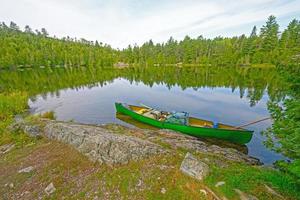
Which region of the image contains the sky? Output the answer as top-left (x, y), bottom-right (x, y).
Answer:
top-left (1, 0), bottom-right (300, 48)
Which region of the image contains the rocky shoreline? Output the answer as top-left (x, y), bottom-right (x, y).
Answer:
top-left (10, 118), bottom-right (261, 166)
top-left (2, 118), bottom-right (292, 200)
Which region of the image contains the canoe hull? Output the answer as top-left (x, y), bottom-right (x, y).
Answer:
top-left (115, 103), bottom-right (253, 144)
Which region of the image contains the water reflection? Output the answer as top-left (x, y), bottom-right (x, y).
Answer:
top-left (0, 66), bottom-right (288, 164)
top-left (0, 66), bottom-right (287, 105)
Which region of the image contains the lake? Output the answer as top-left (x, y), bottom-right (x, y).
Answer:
top-left (0, 66), bottom-right (287, 164)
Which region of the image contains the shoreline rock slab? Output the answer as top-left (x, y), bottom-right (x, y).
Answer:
top-left (146, 129), bottom-right (261, 165)
top-left (180, 152), bottom-right (209, 180)
top-left (44, 121), bottom-right (166, 165)
top-left (9, 120), bottom-right (41, 137)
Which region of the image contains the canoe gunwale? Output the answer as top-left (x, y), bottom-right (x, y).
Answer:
top-left (118, 102), bottom-right (252, 133)
top-left (115, 102), bottom-right (253, 144)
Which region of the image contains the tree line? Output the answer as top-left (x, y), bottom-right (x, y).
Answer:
top-left (0, 22), bottom-right (116, 69)
top-left (119, 15), bottom-right (300, 66)
top-left (0, 15), bottom-right (299, 69)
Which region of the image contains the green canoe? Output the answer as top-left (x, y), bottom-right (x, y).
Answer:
top-left (115, 102), bottom-right (253, 144)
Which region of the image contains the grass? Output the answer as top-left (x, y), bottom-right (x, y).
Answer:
top-left (251, 63), bottom-right (276, 68)
top-left (0, 92), bottom-right (28, 117)
top-left (2, 137), bottom-right (299, 199)
top-left (205, 163), bottom-right (300, 200)
top-left (0, 140), bottom-right (211, 199)
top-left (0, 91), bottom-right (36, 147)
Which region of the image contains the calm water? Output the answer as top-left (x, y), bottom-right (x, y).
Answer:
top-left (0, 66), bottom-right (287, 164)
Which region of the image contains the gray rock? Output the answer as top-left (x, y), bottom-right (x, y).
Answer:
top-left (9, 121), bottom-right (42, 137)
top-left (215, 181), bottom-right (225, 187)
top-left (152, 130), bottom-right (261, 165)
top-left (24, 125), bottom-right (41, 137)
top-left (45, 182), bottom-right (56, 195)
top-left (14, 114), bottom-right (24, 123)
top-left (43, 121), bottom-right (166, 165)
top-left (180, 153), bottom-right (209, 181)
top-left (9, 183), bottom-right (14, 188)
top-left (136, 179), bottom-right (142, 187)
top-left (18, 166), bottom-right (34, 173)
top-left (159, 165), bottom-right (169, 170)
top-left (0, 143), bottom-right (15, 155)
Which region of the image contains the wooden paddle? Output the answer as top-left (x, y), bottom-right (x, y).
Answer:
top-left (235, 117), bottom-right (271, 129)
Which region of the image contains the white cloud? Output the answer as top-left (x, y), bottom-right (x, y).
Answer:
top-left (0, 0), bottom-right (299, 48)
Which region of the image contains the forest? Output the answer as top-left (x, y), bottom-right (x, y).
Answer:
top-left (0, 22), bottom-right (116, 68)
top-left (0, 15), bottom-right (299, 68)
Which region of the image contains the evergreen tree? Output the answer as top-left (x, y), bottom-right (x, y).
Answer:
top-left (260, 15), bottom-right (279, 52)
top-left (279, 19), bottom-right (300, 64)
top-left (24, 25), bottom-right (34, 34)
top-left (9, 21), bottom-right (19, 31)
top-left (41, 28), bottom-right (49, 37)
top-left (250, 26), bottom-right (257, 37)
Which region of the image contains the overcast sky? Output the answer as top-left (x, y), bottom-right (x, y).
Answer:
top-left (1, 0), bottom-right (300, 48)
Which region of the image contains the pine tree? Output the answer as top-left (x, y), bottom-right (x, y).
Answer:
top-left (250, 26), bottom-right (257, 37)
top-left (41, 28), bottom-right (49, 37)
top-left (260, 15), bottom-right (279, 52)
top-left (9, 21), bottom-right (19, 31)
top-left (24, 25), bottom-right (34, 34)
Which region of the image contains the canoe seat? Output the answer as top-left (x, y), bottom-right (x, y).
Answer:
top-left (189, 117), bottom-right (213, 128)
top-left (143, 111), bottom-right (156, 119)
top-left (136, 108), bottom-right (148, 114)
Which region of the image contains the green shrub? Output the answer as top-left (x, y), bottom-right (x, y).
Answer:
top-left (40, 111), bottom-right (56, 120)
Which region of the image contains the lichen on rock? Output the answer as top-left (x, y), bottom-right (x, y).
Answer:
top-left (43, 121), bottom-right (166, 165)
top-left (180, 152), bottom-right (209, 180)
